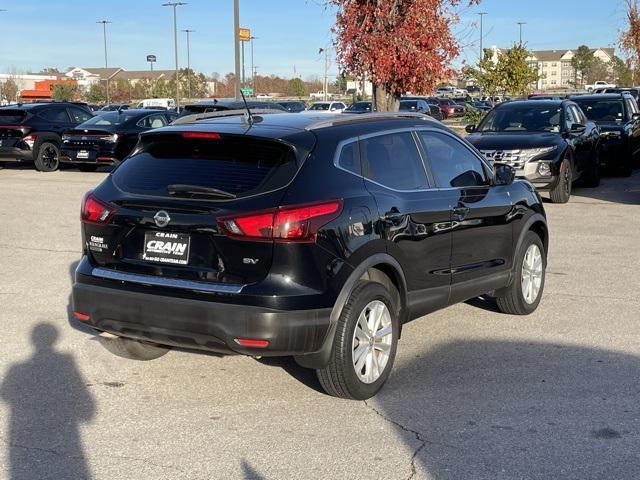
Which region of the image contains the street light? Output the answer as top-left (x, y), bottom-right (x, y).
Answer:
top-left (182, 29), bottom-right (194, 99)
top-left (250, 36), bottom-right (258, 95)
top-left (162, 2), bottom-right (186, 109)
top-left (517, 22), bottom-right (526, 45)
top-left (233, 0), bottom-right (241, 99)
top-left (96, 20), bottom-right (112, 104)
top-left (478, 12), bottom-right (488, 63)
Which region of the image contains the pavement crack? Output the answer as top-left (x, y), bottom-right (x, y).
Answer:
top-left (363, 399), bottom-right (455, 480)
top-left (1, 437), bottom-right (203, 478)
top-left (0, 243), bottom-right (79, 254)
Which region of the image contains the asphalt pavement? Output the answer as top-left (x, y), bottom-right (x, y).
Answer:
top-left (0, 164), bottom-right (639, 479)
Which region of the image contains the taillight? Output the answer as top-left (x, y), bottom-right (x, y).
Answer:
top-left (218, 199), bottom-right (343, 243)
top-left (100, 133), bottom-right (120, 143)
top-left (81, 191), bottom-right (117, 224)
top-left (22, 134), bottom-right (36, 149)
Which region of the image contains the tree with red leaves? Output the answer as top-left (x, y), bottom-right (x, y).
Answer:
top-left (621, 0), bottom-right (640, 81)
top-left (331, 0), bottom-right (479, 111)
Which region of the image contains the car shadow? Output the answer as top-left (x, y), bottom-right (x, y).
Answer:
top-left (0, 323), bottom-right (95, 480)
top-left (368, 338), bottom-right (640, 479)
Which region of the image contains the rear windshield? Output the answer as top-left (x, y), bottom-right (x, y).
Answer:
top-left (83, 112), bottom-right (138, 126)
top-left (112, 135), bottom-right (298, 199)
top-left (572, 99), bottom-right (625, 123)
top-left (0, 109), bottom-right (28, 124)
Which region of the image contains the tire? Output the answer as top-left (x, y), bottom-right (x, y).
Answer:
top-left (100, 336), bottom-right (170, 361)
top-left (496, 231), bottom-right (546, 315)
top-left (549, 157), bottom-right (572, 203)
top-left (581, 150), bottom-right (601, 188)
top-left (77, 164), bottom-right (98, 172)
top-left (34, 142), bottom-right (61, 172)
top-left (316, 281), bottom-right (399, 400)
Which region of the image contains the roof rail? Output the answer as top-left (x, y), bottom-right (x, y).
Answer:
top-left (171, 108), bottom-right (284, 125)
top-left (305, 111), bottom-right (434, 130)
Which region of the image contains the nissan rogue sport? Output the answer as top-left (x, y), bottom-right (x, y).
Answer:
top-left (71, 110), bottom-right (549, 400)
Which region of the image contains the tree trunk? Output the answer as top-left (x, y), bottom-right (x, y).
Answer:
top-left (373, 84), bottom-right (400, 112)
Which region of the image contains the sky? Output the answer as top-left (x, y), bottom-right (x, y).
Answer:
top-left (0, 0), bottom-right (630, 79)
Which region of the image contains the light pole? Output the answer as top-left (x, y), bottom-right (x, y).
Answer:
top-left (162, 2), bottom-right (186, 109)
top-left (250, 36), bottom-right (257, 95)
top-left (233, 0), bottom-right (241, 99)
top-left (182, 29), bottom-right (194, 99)
top-left (478, 12), bottom-right (488, 63)
top-left (517, 22), bottom-right (526, 45)
top-left (97, 20), bottom-right (112, 104)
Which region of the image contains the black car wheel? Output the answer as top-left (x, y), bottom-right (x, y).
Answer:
top-left (34, 142), bottom-right (61, 172)
top-left (549, 157), bottom-right (572, 203)
top-left (316, 281), bottom-right (399, 400)
top-left (495, 231), bottom-right (546, 315)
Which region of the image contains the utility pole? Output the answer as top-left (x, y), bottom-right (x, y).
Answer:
top-left (478, 12), bottom-right (487, 64)
top-left (233, 0), bottom-right (241, 99)
top-left (250, 36), bottom-right (257, 95)
top-left (182, 29), bottom-right (194, 99)
top-left (517, 22), bottom-right (526, 45)
top-left (162, 2), bottom-right (186, 109)
top-left (97, 20), bottom-right (112, 103)
top-left (319, 48), bottom-right (328, 101)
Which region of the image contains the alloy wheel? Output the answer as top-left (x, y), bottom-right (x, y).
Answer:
top-left (521, 244), bottom-right (543, 304)
top-left (352, 300), bottom-right (393, 384)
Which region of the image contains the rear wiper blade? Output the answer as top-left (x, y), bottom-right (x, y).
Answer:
top-left (167, 184), bottom-right (237, 199)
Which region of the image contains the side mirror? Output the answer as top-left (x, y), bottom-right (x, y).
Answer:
top-left (465, 124), bottom-right (477, 133)
top-left (569, 123), bottom-right (587, 134)
top-left (330, 108), bottom-right (337, 111)
top-left (493, 163), bottom-right (515, 186)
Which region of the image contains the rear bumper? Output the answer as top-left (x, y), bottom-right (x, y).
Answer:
top-left (60, 146), bottom-right (119, 165)
top-left (72, 271), bottom-right (333, 357)
top-left (0, 147), bottom-right (33, 162)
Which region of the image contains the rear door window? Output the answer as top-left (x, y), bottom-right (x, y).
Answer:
top-left (418, 131), bottom-right (488, 188)
top-left (112, 135), bottom-right (298, 199)
top-left (39, 107), bottom-right (71, 123)
top-left (138, 114), bottom-right (168, 129)
top-left (359, 132), bottom-right (429, 190)
top-left (336, 141), bottom-right (361, 175)
top-left (68, 107), bottom-right (92, 123)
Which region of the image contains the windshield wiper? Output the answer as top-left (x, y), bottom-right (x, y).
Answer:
top-left (167, 184), bottom-right (237, 199)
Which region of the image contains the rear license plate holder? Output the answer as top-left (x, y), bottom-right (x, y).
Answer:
top-left (77, 150), bottom-right (90, 159)
top-left (142, 231), bottom-right (191, 265)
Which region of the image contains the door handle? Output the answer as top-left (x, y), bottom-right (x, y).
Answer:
top-left (453, 206), bottom-right (470, 221)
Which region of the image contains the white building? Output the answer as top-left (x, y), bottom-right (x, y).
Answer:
top-left (486, 46), bottom-right (615, 91)
top-left (346, 79), bottom-right (373, 97)
top-left (0, 73), bottom-right (58, 91)
top-left (65, 67), bottom-right (123, 88)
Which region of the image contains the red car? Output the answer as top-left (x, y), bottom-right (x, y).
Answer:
top-left (429, 98), bottom-right (466, 119)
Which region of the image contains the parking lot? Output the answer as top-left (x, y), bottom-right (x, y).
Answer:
top-left (0, 164), bottom-right (638, 479)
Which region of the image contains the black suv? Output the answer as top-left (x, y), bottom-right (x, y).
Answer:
top-left (0, 102), bottom-right (94, 171)
top-left (466, 100), bottom-right (601, 203)
top-left (571, 93), bottom-right (640, 176)
top-left (60, 109), bottom-right (177, 170)
top-left (72, 111), bottom-right (549, 400)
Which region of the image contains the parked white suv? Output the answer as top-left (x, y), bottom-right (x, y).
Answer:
top-left (306, 101), bottom-right (346, 113)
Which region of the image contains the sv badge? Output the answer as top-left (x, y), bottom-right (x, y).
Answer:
top-left (243, 258), bottom-right (259, 265)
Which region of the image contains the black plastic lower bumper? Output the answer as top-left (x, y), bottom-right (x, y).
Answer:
top-left (0, 147), bottom-right (33, 162)
top-left (72, 281), bottom-right (332, 357)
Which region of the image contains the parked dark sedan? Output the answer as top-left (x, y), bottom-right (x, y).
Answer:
top-left (571, 93), bottom-right (640, 176)
top-left (399, 99), bottom-right (444, 120)
top-left (466, 100), bottom-right (601, 203)
top-left (401, 97), bottom-right (444, 120)
top-left (60, 109), bottom-right (177, 170)
top-left (344, 101), bottom-right (373, 114)
top-left (275, 100), bottom-right (307, 112)
top-left (180, 99), bottom-right (286, 117)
